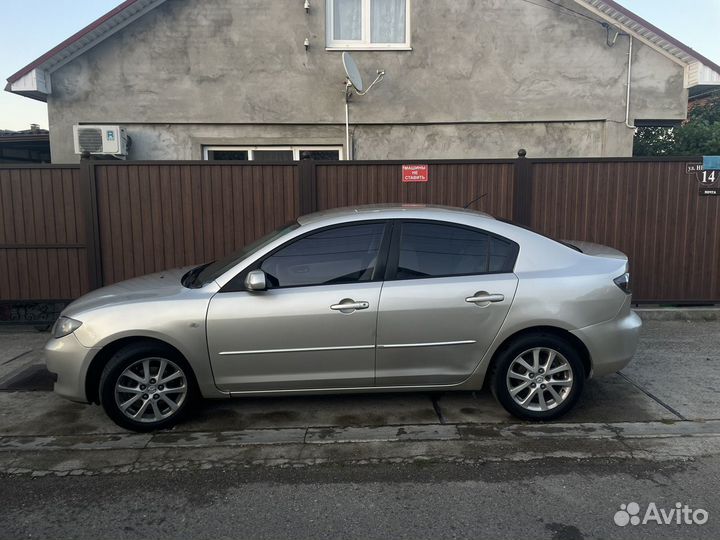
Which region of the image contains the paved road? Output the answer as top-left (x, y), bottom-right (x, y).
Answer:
top-left (2, 458), bottom-right (718, 539)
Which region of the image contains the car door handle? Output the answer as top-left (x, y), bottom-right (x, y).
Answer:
top-left (465, 293), bottom-right (505, 304)
top-left (330, 300), bottom-right (370, 312)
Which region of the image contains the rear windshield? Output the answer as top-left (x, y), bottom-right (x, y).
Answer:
top-left (496, 218), bottom-right (582, 253)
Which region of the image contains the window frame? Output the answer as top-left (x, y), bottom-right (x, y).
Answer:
top-left (384, 219), bottom-right (520, 282)
top-left (326, 0), bottom-right (412, 50)
top-left (203, 145), bottom-right (344, 161)
top-left (221, 220), bottom-right (394, 292)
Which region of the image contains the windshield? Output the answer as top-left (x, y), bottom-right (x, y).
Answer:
top-left (189, 221), bottom-right (300, 287)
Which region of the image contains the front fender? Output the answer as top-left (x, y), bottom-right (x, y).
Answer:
top-left (71, 297), bottom-right (226, 398)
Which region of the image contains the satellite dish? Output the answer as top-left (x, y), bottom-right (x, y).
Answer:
top-left (342, 52), bottom-right (365, 93)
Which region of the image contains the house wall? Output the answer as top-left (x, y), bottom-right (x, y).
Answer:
top-left (47, 0), bottom-right (688, 162)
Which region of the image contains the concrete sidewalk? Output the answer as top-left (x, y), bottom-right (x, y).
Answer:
top-left (0, 318), bottom-right (719, 475)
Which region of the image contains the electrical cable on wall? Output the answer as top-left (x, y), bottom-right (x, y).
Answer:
top-left (515, 0), bottom-right (606, 27)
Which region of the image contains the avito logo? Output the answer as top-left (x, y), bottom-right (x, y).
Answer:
top-left (614, 502), bottom-right (709, 526)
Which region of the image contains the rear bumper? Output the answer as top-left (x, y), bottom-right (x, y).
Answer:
top-left (44, 333), bottom-right (98, 403)
top-left (571, 305), bottom-right (642, 378)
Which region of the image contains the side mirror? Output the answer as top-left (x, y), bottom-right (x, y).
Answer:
top-left (244, 269), bottom-right (267, 291)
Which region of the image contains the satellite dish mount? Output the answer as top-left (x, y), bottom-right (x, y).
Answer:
top-left (342, 52), bottom-right (385, 160)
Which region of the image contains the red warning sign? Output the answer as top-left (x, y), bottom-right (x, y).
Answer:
top-left (402, 164), bottom-right (429, 183)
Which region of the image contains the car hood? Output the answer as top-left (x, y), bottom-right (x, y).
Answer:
top-left (62, 267), bottom-right (193, 317)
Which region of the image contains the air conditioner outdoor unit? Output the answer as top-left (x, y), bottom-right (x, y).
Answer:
top-left (73, 125), bottom-right (128, 158)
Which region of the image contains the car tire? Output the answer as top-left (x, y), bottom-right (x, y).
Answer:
top-left (99, 342), bottom-right (196, 432)
top-left (491, 333), bottom-right (585, 421)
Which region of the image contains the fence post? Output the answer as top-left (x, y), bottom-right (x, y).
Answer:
top-left (79, 155), bottom-right (103, 290)
top-left (512, 149), bottom-right (533, 226)
top-left (298, 154), bottom-right (318, 215)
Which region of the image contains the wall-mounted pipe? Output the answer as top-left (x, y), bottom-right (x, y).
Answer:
top-left (345, 90), bottom-right (351, 160)
top-left (625, 35), bottom-right (636, 129)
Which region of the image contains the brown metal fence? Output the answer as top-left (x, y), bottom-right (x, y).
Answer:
top-left (0, 156), bottom-right (717, 322)
top-left (0, 165), bottom-right (90, 322)
top-left (93, 163), bottom-right (300, 285)
top-left (528, 159), bottom-right (720, 303)
top-left (315, 162), bottom-right (515, 218)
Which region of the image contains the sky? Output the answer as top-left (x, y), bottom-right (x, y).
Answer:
top-left (1, 0), bottom-right (719, 131)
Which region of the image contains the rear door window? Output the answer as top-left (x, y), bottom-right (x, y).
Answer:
top-left (393, 221), bottom-right (517, 279)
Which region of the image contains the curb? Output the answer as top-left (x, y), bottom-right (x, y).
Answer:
top-left (2, 420), bottom-right (719, 453)
top-left (3, 420), bottom-right (720, 477)
top-left (634, 308), bottom-right (720, 321)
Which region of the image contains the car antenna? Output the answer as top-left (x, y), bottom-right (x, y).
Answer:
top-left (463, 193), bottom-right (488, 209)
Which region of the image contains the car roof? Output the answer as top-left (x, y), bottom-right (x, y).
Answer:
top-left (297, 204), bottom-right (495, 226)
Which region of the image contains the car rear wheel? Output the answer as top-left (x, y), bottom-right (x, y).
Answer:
top-left (491, 334), bottom-right (585, 421)
top-left (99, 343), bottom-right (196, 432)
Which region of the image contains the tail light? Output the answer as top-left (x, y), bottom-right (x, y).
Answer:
top-left (614, 272), bottom-right (631, 294)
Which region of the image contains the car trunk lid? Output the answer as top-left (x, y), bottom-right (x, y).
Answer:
top-left (562, 240), bottom-right (628, 261)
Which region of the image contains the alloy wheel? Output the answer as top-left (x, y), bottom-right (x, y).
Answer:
top-left (114, 357), bottom-right (188, 423)
top-left (505, 347), bottom-right (574, 412)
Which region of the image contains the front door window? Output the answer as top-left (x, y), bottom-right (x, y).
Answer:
top-left (260, 222), bottom-right (386, 288)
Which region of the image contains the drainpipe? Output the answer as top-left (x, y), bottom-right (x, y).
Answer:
top-left (625, 35), bottom-right (636, 129)
top-left (345, 95), bottom-right (351, 160)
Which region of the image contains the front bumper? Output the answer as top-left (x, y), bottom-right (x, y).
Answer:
top-left (44, 333), bottom-right (98, 402)
top-left (571, 305), bottom-right (642, 378)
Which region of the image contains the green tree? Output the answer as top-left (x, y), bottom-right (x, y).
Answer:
top-left (633, 93), bottom-right (720, 156)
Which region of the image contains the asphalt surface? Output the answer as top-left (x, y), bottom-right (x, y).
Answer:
top-left (2, 459), bottom-right (718, 539)
top-left (1, 317), bottom-right (719, 539)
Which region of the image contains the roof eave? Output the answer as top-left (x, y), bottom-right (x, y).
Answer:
top-left (572, 0), bottom-right (720, 86)
top-left (6, 90), bottom-right (49, 103)
top-left (5, 0), bottom-right (167, 99)
top-left (5, 69), bottom-right (51, 102)
top-left (0, 134), bottom-right (51, 143)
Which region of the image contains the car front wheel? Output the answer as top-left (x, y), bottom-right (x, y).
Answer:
top-left (491, 334), bottom-right (585, 421)
top-left (99, 343), bottom-right (195, 432)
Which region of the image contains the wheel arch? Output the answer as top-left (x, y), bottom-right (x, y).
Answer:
top-left (85, 336), bottom-right (197, 404)
top-left (486, 325), bottom-right (592, 383)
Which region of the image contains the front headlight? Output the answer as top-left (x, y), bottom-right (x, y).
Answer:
top-left (53, 316), bottom-right (83, 339)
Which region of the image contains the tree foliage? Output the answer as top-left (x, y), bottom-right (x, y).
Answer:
top-left (633, 93), bottom-right (720, 156)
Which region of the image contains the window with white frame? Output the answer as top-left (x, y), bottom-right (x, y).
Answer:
top-left (203, 146), bottom-right (344, 161)
top-left (326, 0), bottom-right (410, 49)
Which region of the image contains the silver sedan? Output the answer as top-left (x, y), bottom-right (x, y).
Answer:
top-left (45, 205), bottom-right (641, 431)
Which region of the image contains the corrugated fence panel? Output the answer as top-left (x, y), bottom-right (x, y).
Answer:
top-left (530, 161), bottom-right (720, 303)
top-left (316, 162), bottom-right (515, 218)
top-left (2, 159), bottom-right (718, 306)
top-left (0, 166), bottom-right (88, 301)
top-left (94, 163), bottom-right (300, 285)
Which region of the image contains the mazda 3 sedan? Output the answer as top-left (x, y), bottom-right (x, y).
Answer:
top-left (45, 205), bottom-right (641, 431)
